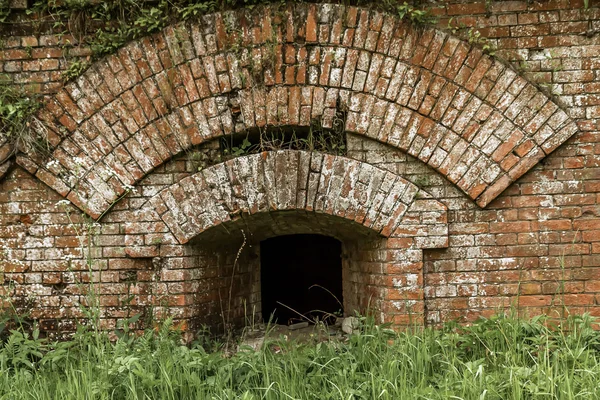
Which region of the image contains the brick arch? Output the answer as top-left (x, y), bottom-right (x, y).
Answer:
top-left (19, 3), bottom-right (578, 218)
top-left (126, 150), bottom-right (448, 247)
top-left (123, 150), bottom-right (448, 328)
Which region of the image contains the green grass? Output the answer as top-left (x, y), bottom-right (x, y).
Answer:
top-left (1, 313), bottom-right (600, 399)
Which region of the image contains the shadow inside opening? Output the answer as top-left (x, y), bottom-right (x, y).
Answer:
top-left (260, 234), bottom-right (343, 325)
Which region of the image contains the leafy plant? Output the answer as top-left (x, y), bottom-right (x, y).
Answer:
top-left (448, 18), bottom-right (496, 56)
top-left (466, 27), bottom-right (495, 56)
top-left (0, 83), bottom-right (47, 159)
top-left (0, 0), bottom-right (10, 23)
top-left (128, 2), bottom-right (170, 38)
top-left (223, 136), bottom-right (253, 157)
top-left (381, 0), bottom-right (437, 25)
top-left (178, 0), bottom-right (217, 20)
top-left (62, 58), bottom-right (90, 82)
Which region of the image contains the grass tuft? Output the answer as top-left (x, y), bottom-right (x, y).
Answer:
top-left (1, 313), bottom-right (600, 398)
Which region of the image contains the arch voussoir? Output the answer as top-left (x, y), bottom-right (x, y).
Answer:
top-left (22, 3), bottom-right (578, 218)
top-left (127, 151), bottom-right (446, 245)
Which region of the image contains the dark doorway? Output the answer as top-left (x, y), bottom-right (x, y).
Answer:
top-left (260, 234), bottom-right (343, 324)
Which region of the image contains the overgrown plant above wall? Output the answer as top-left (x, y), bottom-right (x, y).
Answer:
top-left (18, 0), bottom-right (436, 61)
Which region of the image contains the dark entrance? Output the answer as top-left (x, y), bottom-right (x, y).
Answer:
top-left (260, 234), bottom-right (343, 324)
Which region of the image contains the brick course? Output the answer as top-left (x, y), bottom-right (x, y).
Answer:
top-left (1, 1), bottom-right (600, 335)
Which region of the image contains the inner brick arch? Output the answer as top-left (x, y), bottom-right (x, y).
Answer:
top-left (15, 3), bottom-right (578, 219)
top-left (131, 151), bottom-right (435, 243)
top-left (122, 150), bottom-right (448, 329)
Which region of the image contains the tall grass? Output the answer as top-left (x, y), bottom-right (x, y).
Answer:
top-left (1, 312), bottom-right (600, 399)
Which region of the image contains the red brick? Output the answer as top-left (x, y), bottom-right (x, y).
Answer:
top-left (0, 1), bottom-right (597, 336)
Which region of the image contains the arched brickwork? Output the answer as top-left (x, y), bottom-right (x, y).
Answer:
top-left (121, 150), bottom-right (447, 329)
top-left (127, 150), bottom-right (447, 245)
top-left (16, 3), bottom-right (578, 219)
top-left (2, 0), bottom-right (600, 338)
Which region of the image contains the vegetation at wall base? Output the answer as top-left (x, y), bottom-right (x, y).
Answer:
top-left (1, 311), bottom-right (600, 399)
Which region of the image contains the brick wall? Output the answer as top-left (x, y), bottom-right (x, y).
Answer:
top-left (347, 131), bottom-right (600, 324)
top-left (1, 1), bottom-right (599, 335)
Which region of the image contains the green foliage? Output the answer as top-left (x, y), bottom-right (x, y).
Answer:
top-left (0, 84), bottom-right (38, 139)
top-left (62, 58), bottom-right (90, 82)
top-left (128, 1), bottom-right (170, 38)
top-left (178, 0), bottom-right (217, 20)
top-left (466, 27), bottom-right (495, 56)
top-left (0, 284), bottom-right (35, 340)
top-left (224, 136), bottom-right (253, 157)
top-left (1, 312), bottom-right (600, 398)
top-left (0, 83), bottom-right (46, 157)
top-left (87, 0), bottom-right (172, 56)
top-left (90, 26), bottom-right (130, 55)
top-left (385, 1), bottom-right (438, 25)
top-left (24, 0), bottom-right (438, 73)
top-left (0, 328), bottom-right (45, 371)
top-left (0, 0), bottom-right (10, 23)
top-left (448, 18), bottom-right (496, 56)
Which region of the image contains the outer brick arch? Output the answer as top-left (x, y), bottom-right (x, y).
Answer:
top-left (125, 150), bottom-right (449, 248)
top-left (18, 3), bottom-right (579, 219)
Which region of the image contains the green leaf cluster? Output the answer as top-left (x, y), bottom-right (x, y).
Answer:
top-left (0, 83), bottom-right (42, 155)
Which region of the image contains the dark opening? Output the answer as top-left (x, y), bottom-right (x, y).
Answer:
top-left (219, 119), bottom-right (348, 159)
top-left (260, 234), bottom-right (343, 325)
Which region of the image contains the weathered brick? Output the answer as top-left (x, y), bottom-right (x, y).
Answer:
top-left (1, 1), bottom-right (598, 335)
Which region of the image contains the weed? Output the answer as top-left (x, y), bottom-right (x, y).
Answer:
top-left (62, 58), bottom-right (90, 82)
top-left (380, 0), bottom-right (437, 25)
top-left (0, 83), bottom-right (47, 159)
top-left (448, 18), bottom-right (496, 56)
top-left (179, 1), bottom-right (217, 20)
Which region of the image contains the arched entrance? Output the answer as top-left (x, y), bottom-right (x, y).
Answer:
top-left (184, 209), bottom-right (385, 331)
top-left (125, 150), bottom-right (448, 333)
